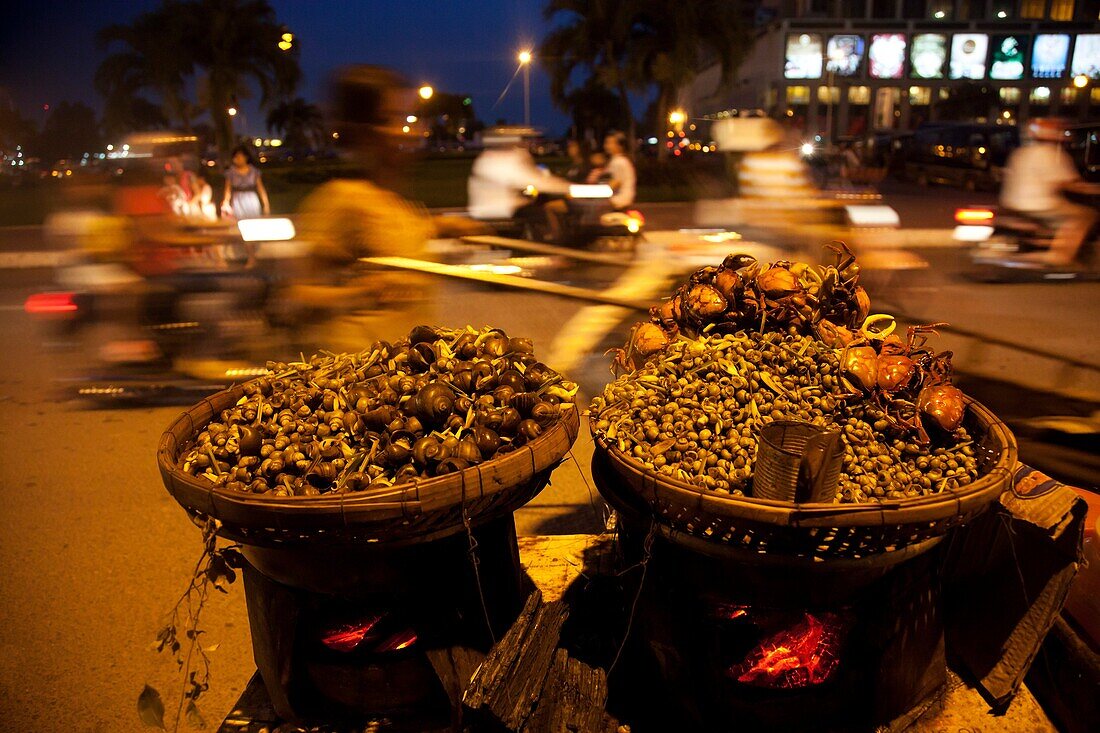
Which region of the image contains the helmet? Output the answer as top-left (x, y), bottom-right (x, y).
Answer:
top-left (1027, 117), bottom-right (1067, 143)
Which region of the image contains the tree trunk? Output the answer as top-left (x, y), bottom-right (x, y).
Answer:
top-left (212, 104), bottom-right (234, 164)
top-left (616, 80), bottom-right (636, 153)
top-left (655, 86), bottom-right (671, 162)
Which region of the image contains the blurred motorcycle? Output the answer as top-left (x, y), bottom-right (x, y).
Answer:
top-left (478, 183), bottom-right (645, 250)
top-left (24, 217), bottom-right (300, 402)
top-left (954, 195), bottom-right (1100, 282)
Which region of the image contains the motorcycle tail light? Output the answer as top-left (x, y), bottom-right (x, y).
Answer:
top-left (24, 292), bottom-right (78, 315)
top-left (955, 207), bottom-right (994, 224)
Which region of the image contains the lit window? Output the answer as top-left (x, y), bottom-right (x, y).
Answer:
top-left (817, 86), bottom-right (840, 103)
top-left (909, 86), bottom-right (931, 105)
top-left (787, 86), bottom-right (811, 104)
top-left (1048, 0), bottom-right (1074, 20)
top-left (999, 87), bottom-right (1022, 103)
top-left (1061, 87), bottom-right (1078, 104)
top-left (848, 86), bottom-right (871, 104)
top-left (1019, 0), bottom-right (1044, 18)
top-left (1093, 88), bottom-right (1100, 104)
top-left (1030, 86), bottom-right (1051, 102)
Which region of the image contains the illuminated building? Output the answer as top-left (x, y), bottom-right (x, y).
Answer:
top-left (689, 0), bottom-right (1100, 139)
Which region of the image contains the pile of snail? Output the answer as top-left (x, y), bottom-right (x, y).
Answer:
top-left (178, 326), bottom-right (577, 497)
top-left (592, 246), bottom-right (982, 503)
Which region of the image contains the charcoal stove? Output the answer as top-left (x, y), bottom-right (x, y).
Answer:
top-left (591, 401), bottom-right (1016, 731)
top-left (614, 511), bottom-right (945, 731)
top-left (158, 386), bottom-right (581, 730)
top-left (237, 514), bottom-right (523, 729)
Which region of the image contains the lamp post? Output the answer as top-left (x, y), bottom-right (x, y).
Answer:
top-left (418, 85), bottom-right (434, 101)
top-left (518, 50), bottom-right (532, 126)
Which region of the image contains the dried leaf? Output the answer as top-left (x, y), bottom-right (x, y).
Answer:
top-left (220, 548), bottom-right (245, 569)
top-left (185, 700), bottom-right (206, 729)
top-left (137, 684), bottom-right (165, 729)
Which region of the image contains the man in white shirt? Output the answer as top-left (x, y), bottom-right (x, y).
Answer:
top-left (468, 134), bottom-right (568, 220)
top-left (1000, 118), bottom-right (1097, 266)
top-left (603, 131), bottom-right (636, 210)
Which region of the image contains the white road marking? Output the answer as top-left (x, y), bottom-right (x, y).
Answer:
top-left (0, 251), bottom-right (66, 269)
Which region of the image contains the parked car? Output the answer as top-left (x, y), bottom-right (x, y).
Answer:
top-left (904, 122), bottom-right (1019, 191)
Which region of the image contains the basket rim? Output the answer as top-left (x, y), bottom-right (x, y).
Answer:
top-left (157, 382), bottom-right (580, 531)
top-left (591, 398), bottom-right (1017, 529)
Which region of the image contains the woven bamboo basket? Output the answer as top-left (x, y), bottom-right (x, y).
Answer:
top-left (158, 383), bottom-right (580, 548)
top-left (592, 400), bottom-right (1016, 560)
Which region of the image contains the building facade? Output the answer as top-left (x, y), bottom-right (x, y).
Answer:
top-left (689, 0), bottom-right (1100, 139)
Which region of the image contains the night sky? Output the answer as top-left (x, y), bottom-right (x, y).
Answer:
top-left (0, 0), bottom-right (574, 135)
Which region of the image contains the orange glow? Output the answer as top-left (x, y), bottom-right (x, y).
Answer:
top-left (955, 207), bottom-right (994, 223)
top-left (731, 612), bottom-right (843, 689)
top-left (319, 616), bottom-right (382, 652)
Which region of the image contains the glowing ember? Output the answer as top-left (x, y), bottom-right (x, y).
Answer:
top-left (319, 615), bottom-right (382, 652)
top-left (731, 612), bottom-right (843, 688)
top-left (375, 628), bottom-right (418, 653)
top-left (711, 602), bottom-right (750, 621)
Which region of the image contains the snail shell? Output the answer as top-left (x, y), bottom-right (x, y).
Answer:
top-left (497, 369), bottom-right (526, 393)
top-left (413, 382), bottom-right (455, 425)
top-left (407, 325), bottom-right (440, 345)
top-left (510, 392), bottom-right (539, 416)
top-left (435, 457), bottom-right (470, 476)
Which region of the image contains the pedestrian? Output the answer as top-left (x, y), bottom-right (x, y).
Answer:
top-left (222, 145), bottom-right (270, 220)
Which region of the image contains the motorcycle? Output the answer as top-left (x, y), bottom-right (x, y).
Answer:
top-left (24, 217), bottom-right (300, 402)
top-left (478, 183), bottom-right (645, 250)
top-left (954, 196), bottom-right (1100, 282)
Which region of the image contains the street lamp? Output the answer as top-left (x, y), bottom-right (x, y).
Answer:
top-left (418, 85), bottom-right (434, 101)
top-left (518, 50), bottom-right (533, 126)
top-left (668, 109), bottom-right (686, 128)
top-left (1073, 74), bottom-right (1089, 89)
top-left (227, 106), bottom-right (238, 117)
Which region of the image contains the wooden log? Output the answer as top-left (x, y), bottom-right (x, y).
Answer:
top-left (425, 646), bottom-right (486, 728)
top-left (487, 600), bottom-right (569, 729)
top-left (464, 590), bottom-right (544, 710)
top-left (524, 649), bottom-right (618, 733)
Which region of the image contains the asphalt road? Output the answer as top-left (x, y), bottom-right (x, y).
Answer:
top-left (0, 181), bottom-right (1097, 731)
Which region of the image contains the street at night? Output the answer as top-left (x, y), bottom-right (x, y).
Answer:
top-left (2, 0), bottom-right (1099, 731)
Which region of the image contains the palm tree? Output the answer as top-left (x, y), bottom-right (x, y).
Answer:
top-left (630, 0), bottom-right (753, 159)
top-left (192, 0), bottom-right (301, 159)
top-left (540, 0), bottom-right (638, 144)
top-left (95, 1), bottom-right (195, 133)
top-left (540, 0), bottom-right (752, 155)
top-left (93, 0), bottom-right (300, 159)
top-left (266, 97), bottom-right (325, 152)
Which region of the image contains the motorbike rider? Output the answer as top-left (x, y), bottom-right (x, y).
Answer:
top-left (603, 131), bottom-right (636, 210)
top-left (468, 128), bottom-right (569, 239)
top-left (563, 139), bottom-right (588, 183)
top-left (1000, 117), bottom-right (1098, 267)
top-left (287, 65), bottom-right (483, 353)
